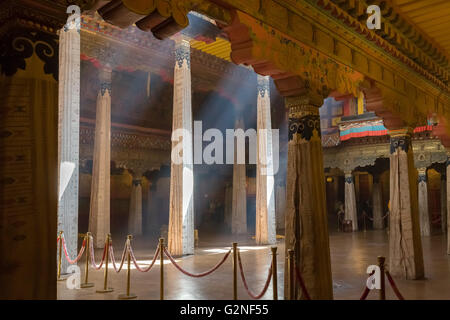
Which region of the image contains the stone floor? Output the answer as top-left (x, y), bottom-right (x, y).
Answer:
top-left (57, 230), bottom-right (450, 300)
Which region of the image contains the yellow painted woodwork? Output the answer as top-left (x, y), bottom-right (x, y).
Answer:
top-left (190, 37), bottom-right (231, 62)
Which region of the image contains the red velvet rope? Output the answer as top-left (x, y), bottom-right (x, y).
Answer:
top-left (237, 250), bottom-right (272, 299)
top-left (163, 247), bottom-right (231, 278)
top-left (360, 286), bottom-right (371, 300)
top-left (61, 235), bottom-right (86, 264)
top-left (293, 264), bottom-right (311, 300)
top-left (128, 242), bottom-right (160, 272)
top-left (385, 271), bottom-right (405, 300)
top-left (360, 270), bottom-right (375, 300)
top-left (109, 241), bottom-right (128, 273)
top-left (89, 236), bottom-right (106, 270)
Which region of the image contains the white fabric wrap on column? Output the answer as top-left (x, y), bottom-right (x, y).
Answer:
top-left (224, 184), bottom-right (233, 228)
top-left (276, 185), bottom-right (286, 231)
top-left (88, 67), bottom-right (111, 248)
top-left (128, 178), bottom-right (143, 236)
top-left (168, 39), bottom-right (194, 256)
top-left (344, 172), bottom-right (358, 231)
top-left (57, 25), bottom-right (80, 269)
top-left (255, 75), bottom-right (276, 245)
top-left (231, 117), bottom-right (247, 235)
top-left (417, 168), bottom-right (430, 236)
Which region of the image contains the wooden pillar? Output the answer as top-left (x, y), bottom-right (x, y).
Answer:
top-left (388, 128), bottom-right (424, 279)
top-left (275, 184), bottom-right (286, 232)
top-left (168, 38), bottom-right (194, 256)
top-left (446, 154), bottom-right (450, 254)
top-left (372, 174), bottom-right (384, 229)
top-left (0, 25), bottom-right (59, 299)
top-left (255, 75), bottom-right (276, 245)
top-left (440, 173), bottom-right (447, 234)
top-left (284, 94), bottom-right (333, 300)
top-left (417, 168), bottom-right (430, 236)
top-left (344, 171), bottom-right (358, 231)
top-left (88, 67), bottom-right (112, 248)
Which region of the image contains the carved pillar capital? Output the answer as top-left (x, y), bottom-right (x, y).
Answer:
top-left (98, 66), bottom-right (112, 96)
top-left (417, 167), bottom-right (427, 183)
top-left (174, 38), bottom-right (190, 69)
top-left (389, 128), bottom-right (413, 154)
top-left (256, 75), bottom-right (270, 98)
top-left (287, 95), bottom-right (322, 142)
top-left (286, 93), bottom-right (323, 113)
top-left (344, 172), bottom-right (354, 184)
top-left (132, 179), bottom-right (142, 186)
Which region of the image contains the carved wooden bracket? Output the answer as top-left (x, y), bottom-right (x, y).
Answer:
top-left (223, 10), bottom-right (364, 100)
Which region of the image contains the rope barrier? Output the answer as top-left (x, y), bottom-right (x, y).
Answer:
top-left (89, 236), bottom-right (107, 270)
top-left (57, 231), bottom-right (405, 301)
top-left (128, 242), bottom-right (160, 272)
top-left (359, 270), bottom-right (375, 300)
top-left (61, 235), bottom-right (86, 264)
top-left (293, 264), bottom-right (311, 300)
top-left (385, 270), bottom-right (405, 300)
top-left (237, 250), bottom-right (272, 300)
top-left (163, 247), bottom-right (231, 278)
top-left (109, 240), bottom-right (128, 273)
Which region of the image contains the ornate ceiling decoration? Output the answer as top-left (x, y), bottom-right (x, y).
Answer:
top-left (323, 137), bottom-right (447, 172)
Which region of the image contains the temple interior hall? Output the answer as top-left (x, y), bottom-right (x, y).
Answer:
top-left (1, 0), bottom-right (450, 301)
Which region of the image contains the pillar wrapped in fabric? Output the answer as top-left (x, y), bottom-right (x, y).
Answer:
top-left (344, 172), bottom-right (358, 231)
top-left (255, 75), bottom-right (276, 245)
top-left (88, 67), bottom-right (112, 248)
top-left (417, 168), bottom-right (430, 236)
top-left (231, 116), bottom-right (247, 235)
top-left (372, 174), bottom-right (384, 229)
top-left (57, 22), bottom-right (80, 274)
top-left (284, 94), bottom-right (333, 300)
top-left (128, 177), bottom-right (143, 236)
top-left (0, 26), bottom-right (59, 299)
top-left (224, 183), bottom-right (233, 229)
top-left (446, 154), bottom-right (450, 254)
top-left (388, 128), bottom-right (424, 279)
top-left (168, 38), bottom-right (194, 256)
top-left (275, 184), bottom-right (286, 232)
top-left (440, 172), bottom-right (447, 234)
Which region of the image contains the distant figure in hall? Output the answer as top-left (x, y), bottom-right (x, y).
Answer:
top-left (336, 201), bottom-right (345, 231)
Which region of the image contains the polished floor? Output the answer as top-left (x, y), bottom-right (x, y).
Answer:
top-left (57, 230), bottom-right (450, 300)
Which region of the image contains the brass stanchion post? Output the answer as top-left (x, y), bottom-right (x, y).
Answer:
top-left (159, 238), bottom-right (164, 300)
top-left (232, 242), bottom-right (238, 300)
top-left (57, 231), bottom-right (65, 281)
top-left (118, 235), bottom-right (137, 299)
top-left (80, 232), bottom-right (94, 288)
top-left (378, 256), bottom-right (386, 300)
top-left (271, 246), bottom-right (278, 300)
top-left (287, 249), bottom-right (295, 300)
top-left (97, 233), bottom-right (113, 293)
